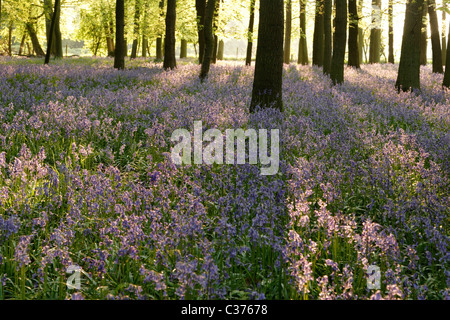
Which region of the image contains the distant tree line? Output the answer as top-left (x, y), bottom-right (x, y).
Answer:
top-left (1, 0), bottom-right (450, 108)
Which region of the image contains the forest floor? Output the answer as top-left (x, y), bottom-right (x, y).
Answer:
top-left (0, 57), bottom-right (448, 300)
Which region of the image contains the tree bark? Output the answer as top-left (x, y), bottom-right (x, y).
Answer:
top-left (200, 0), bottom-right (216, 80)
top-left (180, 39), bottom-right (187, 58)
top-left (443, 25), bottom-right (450, 86)
top-left (114, 0), bottom-right (125, 69)
top-left (330, 0), bottom-right (347, 84)
top-left (19, 33), bottom-right (26, 56)
top-left (388, 0), bottom-right (394, 63)
top-left (442, 8), bottom-right (446, 66)
top-left (130, 0), bottom-right (141, 59)
top-left (26, 23), bottom-right (45, 56)
top-left (156, 0), bottom-right (164, 60)
top-left (323, 0), bottom-right (332, 73)
top-left (250, 0), bottom-right (284, 112)
top-left (395, 0), bottom-right (424, 92)
top-left (7, 21), bottom-right (12, 56)
top-left (45, 0), bottom-right (60, 64)
top-left (44, 0), bottom-right (62, 58)
top-left (106, 19), bottom-right (115, 57)
top-left (284, 0), bottom-right (292, 64)
top-left (348, 0), bottom-right (360, 68)
top-left (369, 0), bottom-right (381, 63)
top-left (245, 0), bottom-right (256, 66)
top-left (298, 0), bottom-right (308, 65)
top-left (313, 0), bottom-right (324, 67)
top-left (211, 0), bottom-right (220, 64)
top-left (420, 1), bottom-right (427, 65)
top-left (44, 0), bottom-right (52, 52)
top-left (427, 0), bottom-right (443, 73)
top-left (196, 0), bottom-right (206, 64)
top-left (142, 36), bottom-right (148, 57)
top-left (358, 0), bottom-right (364, 63)
top-left (217, 39), bottom-right (224, 60)
top-left (163, 0), bottom-right (176, 69)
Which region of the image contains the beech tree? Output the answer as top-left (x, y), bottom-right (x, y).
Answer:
top-left (196, 0), bottom-right (206, 64)
top-left (199, 0), bottom-right (216, 80)
top-left (298, 0), bottom-right (308, 65)
top-left (114, 0), bottom-right (125, 69)
top-left (156, 0), bottom-right (164, 61)
top-left (313, 0), bottom-right (324, 67)
top-left (284, 0), bottom-right (292, 64)
top-left (323, 0), bottom-right (332, 73)
top-left (427, 0), bottom-right (443, 73)
top-left (388, 0), bottom-right (394, 63)
top-left (442, 7), bottom-right (446, 66)
top-left (396, 0), bottom-right (424, 92)
top-left (369, 0), bottom-right (381, 64)
top-left (250, 0), bottom-right (284, 112)
top-left (420, 2), bottom-right (427, 66)
top-left (130, 0), bottom-right (141, 59)
top-left (245, 0), bottom-right (256, 66)
top-left (330, 0), bottom-right (347, 84)
top-left (44, 0), bottom-right (60, 64)
top-left (44, 0), bottom-right (62, 58)
top-left (443, 23), bottom-right (450, 87)
top-left (163, 0), bottom-right (176, 69)
top-left (348, 0), bottom-right (360, 68)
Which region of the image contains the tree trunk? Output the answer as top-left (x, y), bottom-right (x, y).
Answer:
top-left (114, 0), bottom-right (125, 69)
top-left (358, 0), bottom-right (364, 64)
top-left (420, 1), bottom-right (427, 65)
top-left (156, 0), bottom-right (164, 60)
top-left (443, 25), bottom-right (450, 86)
top-left (284, 0), bottom-right (292, 64)
top-left (106, 36), bottom-right (115, 57)
top-left (246, 0), bottom-right (256, 66)
top-left (250, 0), bottom-right (284, 112)
top-left (142, 36), bottom-right (148, 57)
top-left (427, 0), bottom-right (443, 73)
top-left (212, 35), bottom-right (218, 63)
top-left (395, 0), bottom-right (424, 92)
top-left (388, 0), bottom-right (394, 63)
top-left (19, 33), bottom-right (26, 55)
top-left (26, 23), bottom-right (45, 56)
top-left (369, 0), bottom-right (381, 63)
top-left (200, 0), bottom-right (216, 80)
top-left (442, 8), bottom-right (446, 66)
top-left (44, 0), bottom-right (62, 58)
top-left (313, 0), bottom-right (324, 67)
top-left (211, 0), bottom-right (220, 64)
top-left (298, 0), bottom-right (308, 65)
top-left (141, 0), bottom-right (149, 58)
top-left (218, 39), bottom-right (224, 59)
top-left (323, 0), bottom-right (332, 73)
top-left (330, 0), bottom-right (347, 84)
top-left (106, 20), bottom-right (115, 57)
top-left (45, 0), bottom-right (60, 64)
top-left (180, 39), bottom-right (188, 58)
top-left (348, 0), bottom-right (360, 68)
top-left (54, 3), bottom-right (62, 58)
top-left (44, 0), bottom-right (52, 53)
top-left (196, 0), bottom-right (206, 64)
top-left (130, 0), bottom-right (141, 59)
top-left (163, 0), bottom-right (176, 69)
